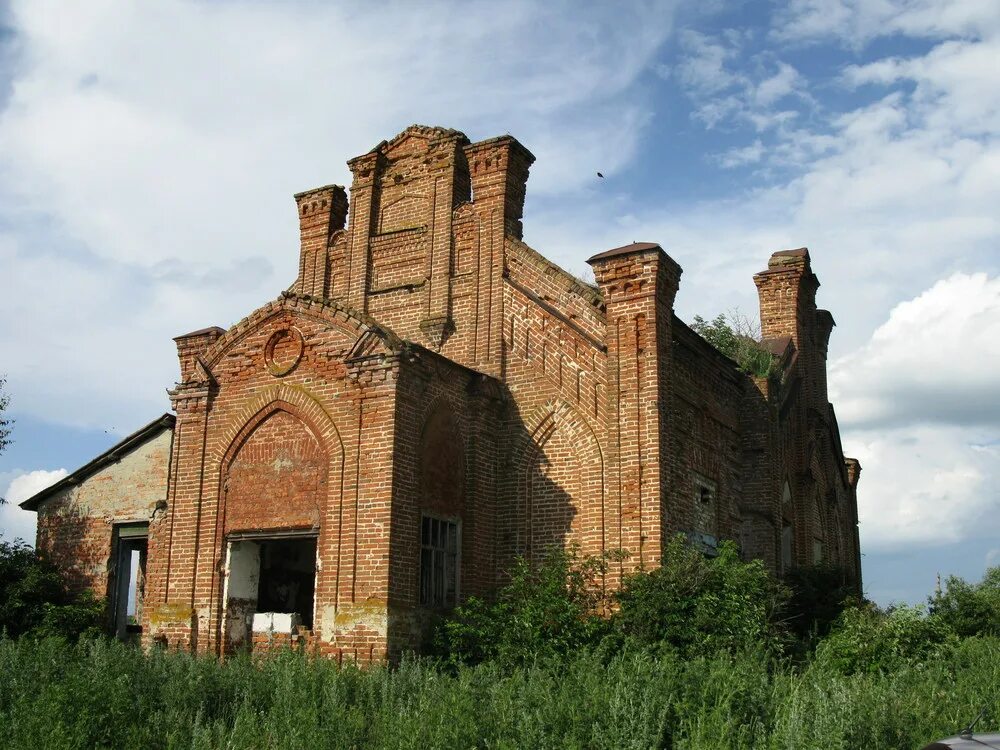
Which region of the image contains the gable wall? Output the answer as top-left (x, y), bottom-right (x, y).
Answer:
top-left (145, 297), bottom-right (401, 661)
top-left (35, 428), bottom-right (171, 600)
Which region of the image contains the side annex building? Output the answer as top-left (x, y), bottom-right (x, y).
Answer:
top-left (21, 125), bottom-right (862, 661)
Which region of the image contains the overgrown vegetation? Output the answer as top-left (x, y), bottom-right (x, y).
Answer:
top-left (1, 630), bottom-right (996, 748)
top-left (2, 529), bottom-right (999, 748)
top-left (690, 312), bottom-right (776, 378)
top-left (436, 545), bottom-right (615, 667)
top-left (611, 538), bottom-right (790, 657)
top-left (0, 538), bottom-right (104, 641)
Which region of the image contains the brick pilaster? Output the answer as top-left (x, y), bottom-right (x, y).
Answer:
top-left (589, 243), bottom-right (681, 573)
top-left (464, 136), bottom-right (534, 376)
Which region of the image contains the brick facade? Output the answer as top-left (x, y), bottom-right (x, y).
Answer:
top-left (24, 125), bottom-right (862, 661)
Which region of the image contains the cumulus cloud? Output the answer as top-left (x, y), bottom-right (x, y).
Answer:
top-left (847, 424), bottom-right (998, 549)
top-left (829, 273), bottom-right (1000, 430)
top-left (0, 0), bottom-right (678, 430)
top-left (0, 468), bottom-right (66, 543)
top-left (825, 274), bottom-right (1000, 550)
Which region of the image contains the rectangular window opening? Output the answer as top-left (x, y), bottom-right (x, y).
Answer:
top-left (690, 474), bottom-right (718, 552)
top-left (420, 515), bottom-right (459, 609)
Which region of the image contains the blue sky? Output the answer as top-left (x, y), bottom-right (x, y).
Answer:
top-left (1, 0), bottom-right (998, 606)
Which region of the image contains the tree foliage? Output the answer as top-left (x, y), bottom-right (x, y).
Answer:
top-left (0, 539), bottom-right (103, 641)
top-left (612, 536), bottom-right (790, 656)
top-left (690, 312), bottom-right (776, 378)
top-left (436, 546), bottom-right (614, 667)
top-left (929, 566), bottom-right (1000, 638)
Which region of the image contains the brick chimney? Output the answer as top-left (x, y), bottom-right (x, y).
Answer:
top-left (464, 136), bottom-right (534, 240)
top-left (294, 185), bottom-right (348, 298)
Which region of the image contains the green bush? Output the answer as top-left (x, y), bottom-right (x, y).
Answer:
top-left (690, 313), bottom-right (776, 378)
top-left (0, 538), bottom-right (103, 640)
top-left (612, 536), bottom-right (790, 657)
top-left (436, 545), bottom-right (613, 666)
top-left (929, 566), bottom-right (1000, 638)
top-left (815, 602), bottom-right (958, 675)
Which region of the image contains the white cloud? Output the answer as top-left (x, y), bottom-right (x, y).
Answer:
top-left (826, 273), bottom-right (1000, 550)
top-left (0, 0), bottom-right (678, 430)
top-left (753, 61), bottom-right (803, 107)
top-left (849, 425), bottom-right (998, 549)
top-left (0, 468), bottom-right (66, 544)
top-left (674, 31), bottom-right (810, 131)
top-left (716, 139), bottom-right (765, 168)
top-left (829, 273), bottom-right (1000, 429)
top-left (773, 0), bottom-right (1000, 45)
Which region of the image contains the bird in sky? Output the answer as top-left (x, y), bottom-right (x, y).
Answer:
top-left (597, 172), bottom-right (604, 178)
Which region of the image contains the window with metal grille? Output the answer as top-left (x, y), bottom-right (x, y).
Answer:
top-left (420, 515), bottom-right (459, 608)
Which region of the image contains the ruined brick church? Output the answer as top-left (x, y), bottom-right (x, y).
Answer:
top-left (21, 125), bottom-right (861, 661)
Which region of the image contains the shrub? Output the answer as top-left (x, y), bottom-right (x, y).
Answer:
top-left (815, 602), bottom-right (957, 675)
top-left (436, 546), bottom-right (614, 667)
top-left (611, 535), bottom-right (790, 657)
top-left (0, 538), bottom-right (103, 640)
top-left (783, 563), bottom-right (859, 644)
top-left (929, 567), bottom-right (1000, 638)
top-left (690, 312), bottom-right (776, 378)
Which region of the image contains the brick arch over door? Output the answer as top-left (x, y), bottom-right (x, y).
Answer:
top-left (511, 401), bottom-right (605, 561)
top-left (213, 385), bottom-right (347, 513)
top-left (222, 409), bottom-right (326, 532)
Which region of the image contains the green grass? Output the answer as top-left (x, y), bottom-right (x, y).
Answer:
top-left (0, 635), bottom-right (995, 749)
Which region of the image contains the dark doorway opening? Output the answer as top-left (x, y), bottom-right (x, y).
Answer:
top-left (257, 537), bottom-right (316, 628)
top-left (111, 523), bottom-right (148, 642)
top-left (223, 534), bottom-right (317, 651)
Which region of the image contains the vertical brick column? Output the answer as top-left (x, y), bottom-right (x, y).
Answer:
top-left (144, 328), bottom-right (223, 651)
top-left (588, 243), bottom-right (680, 574)
top-left (464, 136), bottom-right (535, 376)
top-left (754, 248), bottom-right (817, 350)
top-left (844, 458), bottom-right (863, 590)
top-left (143, 382), bottom-right (211, 651)
top-left (330, 356), bottom-right (398, 663)
top-left (294, 185), bottom-right (348, 298)
top-left (345, 151), bottom-right (384, 313)
top-left (420, 134), bottom-right (470, 347)
top-left (755, 247), bottom-right (826, 569)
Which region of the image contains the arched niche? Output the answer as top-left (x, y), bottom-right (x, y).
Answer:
top-left (223, 409), bottom-right (327, 533)
top-left (513, 401), bottom-right (604, 561)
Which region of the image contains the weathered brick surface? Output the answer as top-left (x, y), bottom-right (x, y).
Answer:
top-left (33, 426), bottom-right (172, 609)
top-left (28, 125), bottom-right (862, 660)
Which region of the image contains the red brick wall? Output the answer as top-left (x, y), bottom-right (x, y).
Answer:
top-left (223, 410), bottom-right (326, 532)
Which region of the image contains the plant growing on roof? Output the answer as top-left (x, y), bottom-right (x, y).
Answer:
top-left (690, 311), bottom-right (776, 378)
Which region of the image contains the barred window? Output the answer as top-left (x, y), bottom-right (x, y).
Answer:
top-left (420, 515), bottom-right (459, 608)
